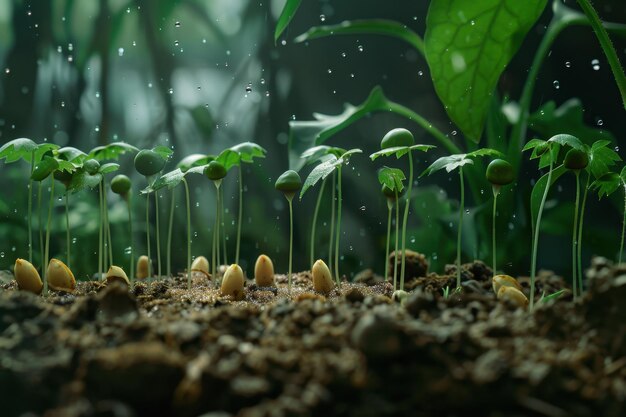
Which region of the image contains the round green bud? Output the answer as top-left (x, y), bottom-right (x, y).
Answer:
top-left (134, 150), bottom-right (166, 177)
top-left (486, 159), bottom-right (514, 186)
top-left (381, 184), bottom-right (405, 199)
top-left (564, 149), bottom-right (589, 170)
top-left (204, 161), bottom-right (227, 181)
top-left (111, 174), bottom-right (132, 195)
top-left (275, 170), bottom-right (302, 193)
top-left (381, 128), bottom-right (415, 149)
top-left (83, 159), bottom-right (100, 175)
top-left (31, 157), bottom-right (59, 182)
top-left (53, 169), bottom-right (73, 186)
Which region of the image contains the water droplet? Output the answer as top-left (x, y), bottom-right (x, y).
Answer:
top-left (553, 80), bottom-right (560, 89)
top-left (27, 10), bottom-right (32, 16)
top-left (124, 246), bottom-right (131, 254)
top-left (615, 146), bottom-right (620, 152)
top-left (341, 52), bottom-right (346, 58)
top-left (175, 21), bottom-right (181, 28)
top-left (0, 252), bottom-right (4, 258)
top-left (591, 58), bottom-right (600, 70)
top-left (327, 68), bottom-right (332, 74)
top-left (118, 47), bottom-right (124, 57)
top-left (281, 40), bottom-right (286, 46)
top-left (168, 88), bottom-right (174, 94)
top-left (320, 14), bottom-right (326, 22)
top-left (470, 20), bottom-right (475, 26)
top-left (4, 68), bottom-right (9, 74)
top-left (418, 70), bottom-right (423, 76)
top-left (597, 119), bottom-right (604, 126)
top-left (357, 45), bottom-right (364, 52)
top-left (565, 61), bottom-right (571, 68)
top-left (359, 206), bottom-right (366, 211)
top-left (265, 91), bottom-right (270, 97)
top-left (245, 83), bottom-right (252, 93)
top-left (451, 130), bottom-right (457, 136)
top-left (94, 126), bottom-right (100, 132)
top-left (174, 40), bottom-right (180, 47)
top-left (260, 78), bottom-right (266, 85)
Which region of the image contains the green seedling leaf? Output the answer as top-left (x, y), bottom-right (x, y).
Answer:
top-left (99, 162), bottom-right (120, 175)
top-left (421, 148), bottom-right (502, 176)
top-left (184, 165), bottom-right (208, 176)
top-left (189, 105), bottom-right (215, 138)
top-left (528, 99), bottom-right (616, 144)
top-left (141, 168), bottom-right (185, 194)
top-left (301, 145), bottom-right (346, 165)
top-left (230, 142), bottom-right (267, 163)
top-left (547, 134), bottom-right (584, 151)
top-left (152, 145), bottom-right (174, 161)
top-left (177, 154), bottom-right (212, 172)
top-left (274, 0), bottom-right (302, 43)
top-left (588, 140), bottom-right (621, 179)
top-left (88, 142), bottom-right (139, 161)
top-left (340, 148), bottom-right (363, 161)
top-left (621, 166), bottom-right (626, 184)
top-left (55, 158), bottom-right (78, 173)
top-left (300, 155), bottom-right (339, 199)
top-left (0, 138), bottom-right (38, 163)
top-left (530, 164), bottom-right (567, 230)
top-left (424, 0), bottom-right (547, 142)
top-left (590, 172), bottom-right (621, 199)
top-left (522, 138), bottom-right (546, 154)
top-left (540, 289), bottom-right (567, 303)
top-left (68, 169), bottom-right (103, 193)
top-left (58, 146), bottom-right (86, 162)
top-left (370, 144), bottom-right (436, 161)
top-left (216, 149), bottom-right (241, 171)
top-left (294, 19), bottom-right (425, 54)
top-left (378, 167), bottom-right (406, 192)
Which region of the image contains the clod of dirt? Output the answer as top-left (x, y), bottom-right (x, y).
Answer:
top-left (388, 250), bottom-right (428, 284)
top-left (344, 287), bottom-right (364, 303)
top-left (353, 269), bottom-right (382, 286)
top-left (351, 313), bottom-right (405, 358)
top-left (403, 289), bottom-right (437, 317)
top-left (96, 282), bottom-right (138, 320)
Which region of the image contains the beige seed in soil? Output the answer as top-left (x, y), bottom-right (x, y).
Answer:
top-left (191, 256), bottom-right (209, 275)
top-left (106, 265), bottom-right (130, 286)
top-left (312, 259), bottom-right (334, 294)
top-left (136, 255), bottom-right (150, 279)
top-left (221, 264), bottom-right (244, 300)
top-left (14, 258), bottom-right (43, 294)
top-left (492, 274), bottom-right (522, 295)
top-left (47, 258), bottom-right (76, 293)
top-left (497, 286), bottom-right (528, 308)
top-left (254, 254), bottom-right (274, 287)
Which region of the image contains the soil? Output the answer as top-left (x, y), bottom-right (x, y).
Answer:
top-left (1, 256), bottom-right (625, 417)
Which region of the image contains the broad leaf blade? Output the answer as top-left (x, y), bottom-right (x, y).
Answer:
top-left (547, 134), bottom-right (584, 151)
top-left (58, 146), bottom-right (86, 162)
top-left (301, 145), bottom-right (346, 165)
top-left (0, 138), bottom-right (38, 163)
top-left (230, 142), bottom-right (267, 163)
top-left (425, 0), bottom-right (547, 142)
top-left (177, 154), bottom-right (211, 172)
top-left (142, 168), bottom-right (185, 194)
top-left (152, 145), bottom-right (173, 161)
top-left (590, 172), bottom-right (621, 199)
top-left (68, 170), bottom-right (103, 193)
top-left (99, 163), bottom-right (120, 175)
top-left (378, 167), bottom-right (406, 192)
top-left (274, 0), bottom-right (302, 43)
top-left (88, 142), bottom-right (139, 161)
top-left (216, 149), bottom-right (241, 171)
top-left (300, 156), bottom-right (338, 199)
top-left (588, 140), bottom-right (621, 179)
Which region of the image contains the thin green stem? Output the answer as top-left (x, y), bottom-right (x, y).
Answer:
top-left (28, 151), bottom-right (34, 263)
top-left (99, 182), bottom-right (103, 279)
top-left (394, 190), bottom-right (399, 291)
top-left (155, 191), bottom-right (161, 278)
top-left (43, 177), bottom-right (55, 294)
top-left (167, 189), bottom-right (175, 277)
top-left (456, 166), bottom-right (465, 289)
top-left (576, 0), bottom-right (626, 110)
top-left (104, 186), bottom-right (113, 268)
top-left (216, 184), bottom-right (221, 271)
top-left (530, 156), bottom-right (555, 309)
top-left (577, 174), bottom-right (590, 296)
top-left (65, 193), bottom-right (70, 269)
top-left (400, 150), bottom-right (414, 291)
top-left (183, 179), bottom-right (192, 290)
top-left (328, 172), bottom-right (336, 271)
top-left (221, 185), bottom-right (227, 266)
top-left (236, 164), bottom-right (243, 264)
top-left (620, 184), bottom-right (626, 264)
top-left (334, 166), bottom-right (342, 287)
top-left (572, 172), bottom-right (581, 299)
top-left (38, 182), bottom-right (43, 268)
top-left (127, 193), bottom-right (134, 281)
top-left (310, 177), bottom-right (327, 267)
top-left (385, 199), bottom-right (392, 286)
top-left (146, 192), bottom-right (151, 278)
top-left (288, 196), bottom-right (294, 294)
top-left (492, 186), bottom-right (499, 275)
top-left (212, 191), bottom-right (216, 280)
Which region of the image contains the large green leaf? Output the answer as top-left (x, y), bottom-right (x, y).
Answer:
top-left (152, 145), bottom-right (174, 161)
top-left (370, 144), bottom-right (436, 161)
top-left (300, 155), bottom-right (339, 199)
top-left (590, 172), bottom-right (621, 199)
top-left (274, 0), bottom-right (302, 43)
top-left (230, 142), bottom-right (267, 163)
top-left (295, 19), bottom-right (424, 54)
top-left (141, 168), bottom-right (185, 194)
top-left (98, 163), bottom-right (120, 175)
top-left (68, 170), bottom-right (103, 193)
top-left (588, 140), bottom-right (621, 180)
top-left (216, 149), bottom-right (241, 171)
top-left (530, 164), bottom-right (567, 230)
top-left (176, 154), bottom-right (211, 172)
top-left (58, 146), bottom-right (86, 162)
top-left (88, 142), bottom-right (138, 161)
top-left (301, 145), bottom-right (346, 166)
top-left (0, 138), bottom-right (37, 163)
top-left (421, 148), bottom-right (501, 176)
top-left (378, 167), bottom-right (406, 192)
top-left (424, 0), bottom-right (547, 142)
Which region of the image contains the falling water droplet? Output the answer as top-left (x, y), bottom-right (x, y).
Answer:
top-left (565, 61), bottom-right (571, 68)
top-left (591, 59), bottom-right (600, 70)
top-left (597, 119), bottom-right (604, 126)
top-left (118, 48), bottom-right (124, 57)
top-left (357, 45), bottom-right (364, 52)
top-left (320, 14), bottom-right (326, 22)
top-left (553, 80), bottom-right (560, 89)
top-left (175, 21), bottom-right (181, 28)
top-left (174, 40), bottom-right (180, 47)
top-left (245, 83), bottom-right (252, 93)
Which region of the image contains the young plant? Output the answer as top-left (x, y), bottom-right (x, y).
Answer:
top-left (485, 159), bottom-right (515, 275)
top-left (422, 148), bottom-right (501, 289)
top-left (301, 148), bottom-right (362, 286)
top-left (275, 170), bottom-right (302, 294)
top-left (378, 166), bottom-right (405, 291)
top-left (205, 160), bottom-right (228, 279)
top-left (591, 166), bottom-right (626, 264)
top-left (111, 174), bottom-right (133, 278)
top-left (371, 128), bottom-right (435, 291)
top-left (523, 134), bottom-right (584, 308)
top-left (134, 146), bottom-right (171, 279)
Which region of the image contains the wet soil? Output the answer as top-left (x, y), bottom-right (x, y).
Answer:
top-left (0, 256), bottom-right (625, 417)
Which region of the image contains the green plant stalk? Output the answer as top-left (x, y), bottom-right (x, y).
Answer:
top-left (104, 187), bottom-right (113, 267)
top-left (28, 151), bottom-right (34, 263)
top-left (394, 190), bottom-right (399, 291)
top-left (577, 174), bottom-right (590, 296)
top-left (155, 191), bottom-right (162, 278)
top-left (334, 166), bottom-right (342, 287)
top-left (400, 150), bottom-right (414, 291)
top-left (491, 186), bottom-right (500, 275)
top-left (236, 164), bottom-right (243, 264)
top-left (65, 193), bottom-right (70, 269)
top-left (183, 179), bottom-right (191, 290)
top-left (620, 184), bottom-right (626, 264)
top-left (328, 172), bottom-right (336, 271)
top-left (127, 193), bottom-right (134, 281)
top-left (385, 199), bottom-right (392, 286)
top-left (98, 182), bottom-right (103, 280)
top-left (145, 193), bottom-right (151, 278)
top-left (576, 0), bottom-right (626, 110)
top-left (167, 189), bottom-right (175, 277)
top-left (43, 177), bottom-right (55, 294)
top-left (216, 185), bottom-right (221, 271)
top-left (221, 186), bottom-right (227, 266)
top-left (310, 177), bottom-right (327, 267)
top-left (571, 172), bottom-right (581, 299)
top-left (287, 195), bottom-right (294, 294)
top-left (38, 182), bottom-right (43, 268)
top-left (456, 166), bottom-right (465, 289)
top-left (530, 156), bottom-right (555, 309)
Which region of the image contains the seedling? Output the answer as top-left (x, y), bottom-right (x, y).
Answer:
top-left (422, 148), bottom-right (501, 289)
top-left (111, 174), bottom-right (133, 277)
top-left (134, 146), bottom-right (171, 279)
top-left (275, 169), bottom-right (302, 293)
top-left (378, 166), bottom-right (405, 290)
top-left (47, 258), bottom-right (76, 293)
top-left (485, 159), bottom-right (514, 275)
top-left (523, 134), bottom-right (583, 308)
top-left (371, 128), bottom-right (435, 291)
top-left (311, 259), bottom-right (333, 294)
top-left (205, 160), bottom-right (228, 280)
top-left (221, 264), bottom-right (244, 300)
top-left (254, 254), bottom-right (275, 287)
top-left (590, 165), bottom-right (626, 264)
top-left (301, 148), bottom-right (362, 286)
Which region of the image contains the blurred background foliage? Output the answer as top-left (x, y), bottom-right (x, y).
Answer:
top-left (0, 0), bottom-right (625, 279)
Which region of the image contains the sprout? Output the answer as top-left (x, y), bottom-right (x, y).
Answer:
top-left (111, 174), bottom-right (134, 278)
top-left (205, 160), bottom-right (228, 280)
top-left (47, 258), bottom-right (76, 293)
top-left (311, 259), bottom-right (333, 294)
top-left (254, 254), bottom-right (275, 287)
top-left (14, 258), bottom-right (43, 294)
top-left (221, 264), bottom-right (244, 300)
top-left (275, 169), bottom-right (302, 293)
top-left (485, 158), bottom-right (514, 275)
top-left (191, 256), bottom-right (210, 277)
top-left (378, 167), bottom-right (405, 290)
top-left (491, 274), bottom-right (522, 295)
top-left (136, 255), bottom-right (150, 280)
top-left (591, 166), bottom-right (626, 265)
top-left (106, 265), bottom-right (130, 286)
top-left (497, 286), bottom-right (528, 308)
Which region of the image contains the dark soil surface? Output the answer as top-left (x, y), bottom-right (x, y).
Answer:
top-left (1, 256), bottom-right (625, 417)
